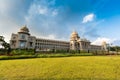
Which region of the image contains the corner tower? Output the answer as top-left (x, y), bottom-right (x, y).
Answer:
top-left (17, 25), bottom-right (30, 48)
top-left (10, 25), bottom-right (36, 49)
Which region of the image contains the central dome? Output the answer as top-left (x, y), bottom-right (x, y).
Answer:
top-left (71, 31), bottom-right (78, 36)
top-left (18, 25), bottom-right (30, 35)
top-left (71, 31), bottom-right (79, 38)
top-left (20, 25), bottom-right (29, 32)
top-left (102, 41), bottom-right (107, 45)
top-left (70, 31), bottom-right (80, 41)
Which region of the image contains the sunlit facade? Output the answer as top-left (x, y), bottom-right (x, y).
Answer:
top-left (10, 26), bottom-right (107, 51)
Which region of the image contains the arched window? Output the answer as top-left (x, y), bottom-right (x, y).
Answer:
top-left (20, 41), bottom-right (26, 48)
top-left (21, 35), bottom-right (25, 39)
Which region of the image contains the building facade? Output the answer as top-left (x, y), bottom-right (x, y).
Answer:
top-left (10, 26), bottom-right (107, 51)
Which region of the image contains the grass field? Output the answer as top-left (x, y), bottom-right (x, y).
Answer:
top-left (0, 56), bottom-right (120, 80)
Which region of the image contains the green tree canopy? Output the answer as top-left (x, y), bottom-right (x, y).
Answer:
top-left (0, 36), bottom-right (11, 55)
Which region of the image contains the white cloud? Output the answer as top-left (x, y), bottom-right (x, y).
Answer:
top-left (38, 7), bottom-right (47, 15)
top-left (0, 0), bottom-right (24, 15)
top-left (0, 0), bottom-right (60, 43)
top-left (47, 34), bottom-right (55, 39)
top-left (82, 13), bottom-right (95, 23)
top-left (0, 0), bottom-right (22, 42)
top-left (25, 0), bottom-right (69, 40)
top-left (36, 5), bottom-right (48, 15)
top-left (26, 0), bottom-right (58, 17)
top-left (0, 0), bottom-right (14, 14)
top-left (0, 0), bottom-right (29, 42)
top-left (91, 37), bottom-right (116, 45)
top-left (0, 0), bottom-right (106, 44)
top-left (40, 34), bottom-right (55, 40)
top-left (52, 9), bottom-right (58, 16)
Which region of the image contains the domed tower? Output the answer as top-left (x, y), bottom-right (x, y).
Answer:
top-left (102, 41), bottom-right (107, 51)
top-left (17, 25), bottom-right (30, 48)
top-left (70, 31), bottom-right (80, 50)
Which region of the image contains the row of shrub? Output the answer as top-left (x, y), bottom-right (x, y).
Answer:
top-left (0, 48), bottom-right (35, 55)
top-left (0, 53), bottom-right (93, 60)
top-left (1, 48), bottom-right (117, 56)
top-left (91, 50), bottom-right (120, 55)
top-left (9, 49), bottom-right (89, 55)
top-left (0, 49), bottom-right (6, 55)
top-left (11, 49), bottom-right (35, 55)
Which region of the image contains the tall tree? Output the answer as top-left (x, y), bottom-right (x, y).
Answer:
top-left (0, 36), bottom-right (11, 55)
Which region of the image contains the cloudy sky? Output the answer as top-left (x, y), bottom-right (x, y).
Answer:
top-left (0, 0), bottom-right (120, 46)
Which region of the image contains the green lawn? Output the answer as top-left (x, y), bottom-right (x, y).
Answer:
top-left (0, 56), bottom-right (120, 80)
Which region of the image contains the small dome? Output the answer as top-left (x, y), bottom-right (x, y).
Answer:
top-left (102, 41), bottom-right (107, 45)
top-left (71, 31), bottom-right (79, 37)
top-left (71, 31), bottom-right (78, 35)
top-left (20, 25), bottom-right (29, 32)
top-left (18, 25), bottom-right (30, 35)
top-left (70, 31), bottom-right (80, 41)
top-left (19, 25), bottom-right (29, 32)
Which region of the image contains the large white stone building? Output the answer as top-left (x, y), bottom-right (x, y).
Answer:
top-left (10, 26), bottom-right (107, 51)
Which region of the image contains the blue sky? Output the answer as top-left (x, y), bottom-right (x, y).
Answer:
top-left (0, 0), bottom-right (120, 45)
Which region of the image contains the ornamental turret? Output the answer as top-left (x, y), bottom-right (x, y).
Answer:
top-left (18, 25), bottom-right (30, 35)
top-left (70, 31), bottom-right (80, 50)
top-left (102, 41), bottom-right (108, 51)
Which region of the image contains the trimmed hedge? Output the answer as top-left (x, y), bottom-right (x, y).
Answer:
top-left (0, 53), bottom-right (93, 60)
top-left (0, 49), bottom-right (7, 55)
top-left (11, 49), bottom-right (35, 55)
top-left (0, 55), bottom-right (37, 60)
